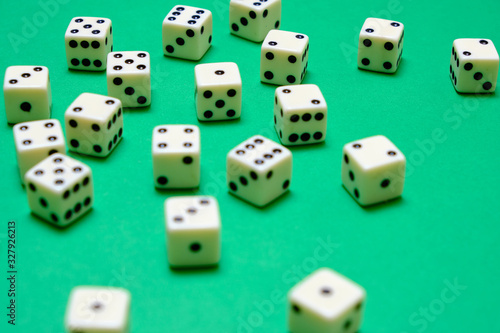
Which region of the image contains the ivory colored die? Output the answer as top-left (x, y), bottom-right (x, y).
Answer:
top-left (65, 286), bottom-right (131, 333)
top-left (229, 0), bottom-right (282, 42)
top-left (288, 268), bottom-right (366, 333)
top-left (3, 66), bottom-right (52, 124)
top-left (341, 135), bottom-right (406, 206)
top-left (165, 196), bottom-right (221, 267)
top-left (195, 62), bottom-right (242, 121)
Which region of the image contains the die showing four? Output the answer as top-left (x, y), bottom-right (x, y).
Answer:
top-left (3, 66), bottom-right (52, 124)
top-left (229, 0), bottom-right (282, 42)
top-left (65, 17), bottom-right (113, 71)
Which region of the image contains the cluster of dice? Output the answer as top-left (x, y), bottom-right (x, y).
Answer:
top-left (3, 0), bottom-right (499, 332)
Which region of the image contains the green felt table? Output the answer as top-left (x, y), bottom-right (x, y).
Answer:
top-left (1, 0), bottom-right (500, 332)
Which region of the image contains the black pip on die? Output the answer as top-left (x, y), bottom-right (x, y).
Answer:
top-left (261, 30), bottom-right (309, 85)
top-left (229, 0), bottom-right (282, 42)
top-left (450, 39), bottom-right (499, 93)
top-left (357, 18), bottom-right (404, 74)
top-left (107, 51), bottom-right (151, 107)
top-left (162, 5), bottom-right (213, 61)
top-left (65, 17), bottom-right (113, 71)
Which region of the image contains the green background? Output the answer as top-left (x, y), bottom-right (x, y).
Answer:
top-left (1, 0), bottom-right (499, 332)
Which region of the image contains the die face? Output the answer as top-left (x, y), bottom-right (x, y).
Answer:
top-left (13, 119), bottom-right (66, 182)
top-left (152, 125), bottom-right (200, 188)
top-left (341, 135), bottom-right (406, 206)
top-left (357, 18), bottom-right (404, 74)
top-left (288, 268), bottom-right (366, 333)
top-left (165, 196), bottom-right (220, 267)
top-left (162, 5), bottom-right (213, 61)
top-left (261, 30), bottom-right (309, 85)
top-left (65, 17), bottom-right (113, 71)
top-left (274, 84), bottom-right (327, 146)
top-left (195, 62), bottom-right (242, 121)
top-left (24, 154), bottom-right (93, 226)
top-left (3, 66), bottom-right (51, 124)
top-left (227, 135), bottom-right (292, 207)
top-left (65, 93), bottom-right (123, 157)
top-left (450, 39), bottom-right (499, 93)
top-left (107, 51), bottom-right (151, 107)
top-left (65, 286), bottom-right (130, 332)
top-left (229, 0), bottom-right (282, 42)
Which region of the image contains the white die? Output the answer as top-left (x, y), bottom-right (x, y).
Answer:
top-left (165, 196), bottom-right (221, 267)
top-left (107, 51), bottom-right (151, 107)
top-left (65, 286), bottom-right (130, 333)
top-left (3, 66), bottom-right (52, 124)
top-left (229, 0), bottom-right (282, 42)
top-left (65, 93), bottom-right (123, 157)
top-left (65, 17), bottom-right (113, 71)
top-left (152, 125), bottom-right (200, 189)
top-left (195, 62), bottom-right (242, 121)
top-left (450, 38), bottom-right (499, 93)
top-left (25, 154), bottom-right (93, 226)
top-left (288, 268), bottom-right (366, 333)
top-left (260, 30), bottom-right (309, 85)
top-left (341, 135), bottom-right (406, 206)
top-left (357, 18), bottom-right (404, 74)
top-left (274, 84), bottom-right (327, 146)
top-left (227, 135), bottom-right (292, 207)
top-left (162, 5), bottom-right (213, 61)
top-left (13, 119), bottom-right (66, 183)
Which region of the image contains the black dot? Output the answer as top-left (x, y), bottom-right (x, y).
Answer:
top-left (363, 39), bottom-right (372, 47)
top-left (108, 142), bottom-right (112, 151)
top-left (241, 17), bottom-right (248, 26)
top-left (63, 191), bottom-right (70, 199)
top-left (479, 40), bottom-right (489, 45)
top-left (240, 176), bottom-right (248, 185)
top-left (48, 150), bottom-right (58, 155)
top-left (92, 124), bottom-right (100, 132)
top-left (384, 42), bottom-right (394, 50)
top-left (362, 58), bottom-right (370, 66)
top-left (204, 91), bottom-right (212, 98)
top-left (204, 111), bottom-right (213, 119)
top-left (283, 180), bottom-right (290, 189)
top-left (113, 77), bottom-right (122, 85)
top-left (188, 20), bottom-right (196, 25)
top-left (474, 72), bottom-right (483, 80)
top-left (315, 113), bottom-right (324, 120)
top-left (92, 30), bottom-right (100, 34)
top-left (275, 20), bottom-right (280, 28)
top-left (91, 41), bottom-right (100, 48)
top-left (232, 23), bottom-right (239, 31)
top-left (73, 184), bottom-right (80, 193)
top-left (65, 210), bottom-right (72, 220)
top-left (483, 82), bottom-right (492, 90)
top-left (82, 59), bottom-right (90, 66)
top-left (74, 203), bottom-right (82, 213)
top-left (344, 320), bottom-right (352, 330)
top-left (157, 177), bottom-right (168, 185)
top-left (176, 38), bottom-right (185, 45)
top-left (186, 29), bottom-right (195, 37)
top-left (40, 198), bottom-right (47, 207)
top-left (28, 183), bottom-right (36, 191)
top-left (125, 87), bottom-right (135, 95)
top-left (288, 55), bottom-right (297, 63)
top-left (69, 40), bottom-right (77, 48)
top-left (71, 58), bottom-right (80, 66)
top-left (227, 89), bottom-right (236, 97)
top-left (93, 60), bottom-right (102, 67)
top-left (249, 171), bottom-right (258, 180)
top-left (183, 156), bottom-right (193, 164)
top-left (287, 75), bottom-right (296, 83)
top-left (264, 71), bottom-right (274, 79)
top-left (70, 139), bottom-right (79, 148)
top-left (383, 62), bottom-right (392, 69)
top-left (381, 179), bottom-right (390, 187)
top-left (51, 214), bottom-right (59, 223)
top-left (349, 171), bottom-right (355, 181)
top-left (289, 134), bottom-right (298, 142)
top-left (93, 145), bottom-right (102, 153)
top-left (84, 197), bottom-right (91, 206)
top-left (354, 188), bottom-right (359, 198)
top-left (190, 243), bottom-right (201, 252)
top-left (249, 11), bottom-right (256, 19)
top-left (20, 102), bottom-right (31, 112)
top-left (229, 182), bottom-right (237, 191)
top-left (292, 305), bottom-right (300, 313)
top-left (269, 41), bottom-right (277, 46)
top-left (83, 177), bottom-right (89, 186)
top-left (227, 110), bottom-right (236, 117)
top-left (166, 45), bottom-right (174, 53)
top-left (302, 113), bottom-right (311, 121)
top-left (464, 63), bottom-right (473, 71)
top-left (137, 96), bottom-right (147, 104)
top-left (301, 133), bottom-right (310, 141)
top-left (463, 51), bottom-right (471, 56)
top-left (216, 100), bottom-right (225, 108)
top-left (313, 132), bottom-right (323, 140)
top-left (266, 52), bottom-right (274, 60)
top-left (81, 41), bottom-right (89, 48)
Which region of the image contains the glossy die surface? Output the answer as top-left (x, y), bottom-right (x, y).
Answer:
top-left (229, 0), bottom-right (282, 42)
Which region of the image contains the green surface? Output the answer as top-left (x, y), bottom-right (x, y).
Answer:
top-left (1, 0), bottom-right (500, 332)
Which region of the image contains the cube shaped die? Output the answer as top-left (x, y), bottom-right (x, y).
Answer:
top-left (261, 30), bottom-right (309, 85)
top-left (65, 93), bottom-right (123, 157)
top-left (450, 38), bottom-right (499, 93)
top-left (65, 286), bottom-right (130, 333)
top-left (107, 51), bottom-right (151, 107)
top-left (227, 135), bottom-right (292, 207)
top-left (195, 62), bottom-right (242, 121)
top-left (274, 84), bottom-right (327, 146)
top-left (288, 268), bottom-right (366, 333)
top-left (25, 153), bottom-right (93, 226)
top-left (162, 5), bottom-right (213, 61)
top-left (4, 66), bottom-right (52, 124)
top-left (357, 18), bottom-right (404, 73)
top-left (230, 0), bottom-right (282, 42)
top-left (152, 125), bottom-right (201, 189)
top-left (341, 135), bottom-right (406, 206)
top-left (65, 17), bottom-right (113, 71)
top-left (13, 119), bottom-right (66, 183)
top-left (165, 196), bottom-right (221, 267)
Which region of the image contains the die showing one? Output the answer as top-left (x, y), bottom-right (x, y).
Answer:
top-left (288, 268), bottom-right (366, 333)
top-left (162, 5), bottom-right (213, 61)
top-left (357, 18), bottom-right (404, 74)
top-left (13, 119), bottom-right (66, 183)
top-left (229, 0), bottom-right (282, 42)
top-left (450, 38), bottom-right (499, 93)
top-left (165, 196), bottom-right (221, 267)
top-left (25, 153), bottom-right (93, 226)
top-left (152, 125), bottom-right (200, 189)
top-left (261, 30), bottom-right (309, 85)
top-left (65, 286), bottom-right (131, 333)
top-left (107, 51), bottom-right (151, 107)
top-left (195, 62), bottom-right (242, 121)
top-left (227, 135), bottom-right (292, 207)
top-left (3, 66), bottom-right (52, 124)
top-left (274, 84), bottom-right (327, 146)
top-left (341, 135), bottom-right (406, 206)
top-left (65, 17), bottom-right (113, 71)
top-left (65, 93), bottom-right (123, 157)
